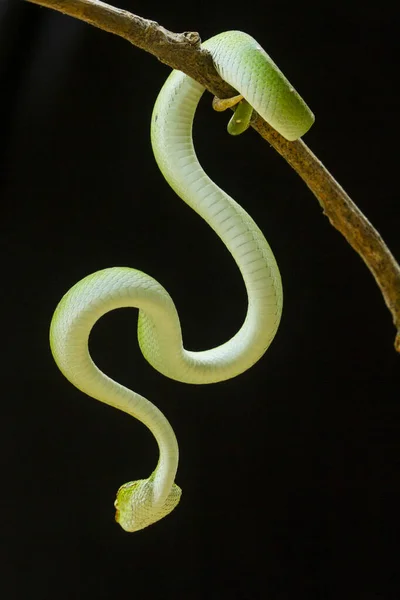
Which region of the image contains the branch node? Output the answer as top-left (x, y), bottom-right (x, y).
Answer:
top-left (183, 31), bottom-right (202, 47)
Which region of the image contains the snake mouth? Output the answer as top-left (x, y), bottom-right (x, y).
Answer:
top-left (114, 497), bottom-right (120, 523)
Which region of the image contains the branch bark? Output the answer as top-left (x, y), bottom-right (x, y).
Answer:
top-left (25, 0), bottom-right (400, 352)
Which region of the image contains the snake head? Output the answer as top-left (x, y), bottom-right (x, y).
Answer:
top-left (114, 478), bottom-right (182, 532)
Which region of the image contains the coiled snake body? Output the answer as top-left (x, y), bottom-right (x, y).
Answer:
top-left (50, 31), bottom-right (314, 532)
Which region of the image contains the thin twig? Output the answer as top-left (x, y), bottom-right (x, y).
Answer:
top-left (25, 0), bottom-right (400, 351)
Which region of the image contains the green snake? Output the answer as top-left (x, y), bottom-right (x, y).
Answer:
top-left (50, 31), bottom-right (314, 532)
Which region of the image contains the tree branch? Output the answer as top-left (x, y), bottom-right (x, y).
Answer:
top-left (25, 0), bottom-right (400, 352)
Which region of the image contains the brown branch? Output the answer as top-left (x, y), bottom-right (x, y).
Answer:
top-left (25, 0), bottom-right (400, 352)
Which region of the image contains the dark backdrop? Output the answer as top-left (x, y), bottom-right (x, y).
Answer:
top-left (1, 1), bottom-right (399, 598)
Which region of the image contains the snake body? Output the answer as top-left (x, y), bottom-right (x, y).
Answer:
top-left (50, 31), bottom-right (314, 532)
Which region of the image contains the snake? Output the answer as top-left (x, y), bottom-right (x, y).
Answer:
top-left (50, 31), bottom-right (314, 532)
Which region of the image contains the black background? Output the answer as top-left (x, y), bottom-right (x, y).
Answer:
top-left (1, 1), bottom-right (399, 598)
